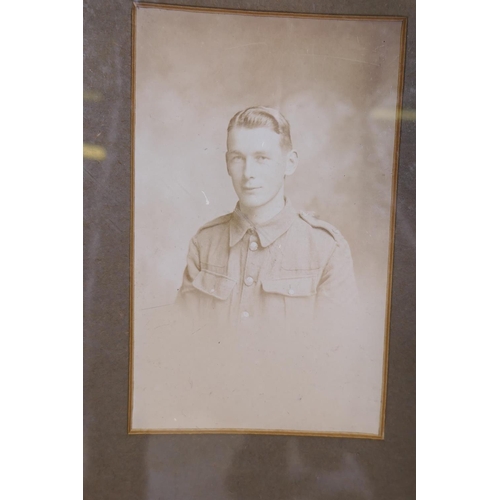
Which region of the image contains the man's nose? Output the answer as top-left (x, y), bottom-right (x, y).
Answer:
top-left (243, 157), bottom-right (257, 179)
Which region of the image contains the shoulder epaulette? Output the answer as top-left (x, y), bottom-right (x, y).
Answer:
top-left (299, 211), bottom-right (341, 242)
top-left (196, 213), bottom-right (232, 233)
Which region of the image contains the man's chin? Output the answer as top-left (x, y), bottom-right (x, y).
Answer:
top-left (237, 195), bottom-right (266, 209)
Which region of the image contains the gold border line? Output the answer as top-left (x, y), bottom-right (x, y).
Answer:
top-left (129, 428), bottom-right (383, 439)
top-left (128, 4), bottom-right (137, 435)
top-left (128, 2), bottom-right (409, 439)
top-left (377, 17), bottom-right (409, 440)
top-left (136, 2), bottom-right (406, 22)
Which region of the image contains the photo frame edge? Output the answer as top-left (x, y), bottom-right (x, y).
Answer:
top-left (128, 2), bottom-right (409, 439)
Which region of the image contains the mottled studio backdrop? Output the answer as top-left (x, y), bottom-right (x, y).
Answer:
top-left (133, 7), bottom-right (403, 433)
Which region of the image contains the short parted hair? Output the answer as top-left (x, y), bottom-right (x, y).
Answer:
top-left (227, 106), bottom-right (293, 151)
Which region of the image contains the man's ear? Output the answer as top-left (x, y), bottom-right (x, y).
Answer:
top-left (285, 150), bottom-right (299, 177)
top-left (225, 152), bottom-right (230, 176)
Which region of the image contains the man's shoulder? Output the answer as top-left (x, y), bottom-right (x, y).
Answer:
top-left (296, 210), bottom-right (345, 245)
top-left (194, 213), bottom-right (232, 238)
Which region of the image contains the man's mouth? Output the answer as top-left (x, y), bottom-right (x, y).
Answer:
top-left (242, 186), bottom-right (261, 191)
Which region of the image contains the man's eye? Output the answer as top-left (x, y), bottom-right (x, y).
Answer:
top-left (256, 156), bottom-right (268, 161)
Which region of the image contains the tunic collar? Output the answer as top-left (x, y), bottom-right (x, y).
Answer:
top-left (229, 197), bottom-right (296, 248)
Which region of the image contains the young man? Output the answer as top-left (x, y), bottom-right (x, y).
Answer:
top-left (176, 106), bottom-right (357, 336)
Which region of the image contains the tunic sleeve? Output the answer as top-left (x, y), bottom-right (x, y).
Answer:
top-left (316, 234), bottom-right (358, 311)
top-left (175, 236), bottom-right (201, 316)
top-left (314, 234), bottom-right (360, 347)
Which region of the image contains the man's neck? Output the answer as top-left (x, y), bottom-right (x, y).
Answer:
top-left (239, 191), bottom-right (286, 225)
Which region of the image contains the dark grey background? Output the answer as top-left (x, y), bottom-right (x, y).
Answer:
top-left (83, 0), bottom-right (415, 498)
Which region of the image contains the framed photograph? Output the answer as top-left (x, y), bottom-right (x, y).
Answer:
top-left (129, 3), bottom-right (407, 438)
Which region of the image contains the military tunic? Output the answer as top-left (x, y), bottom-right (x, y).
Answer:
top-left (176, 198), bottom-right (357, 340)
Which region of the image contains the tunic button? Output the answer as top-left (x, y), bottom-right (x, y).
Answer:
top-left (249, 241), bottom-right (258, 251)
top-left (244, 276), bottom-right (254, 286)
top-left (288, 288), bottom-right (295, 295)
top-left (242, 311), bottom-right (250, 318)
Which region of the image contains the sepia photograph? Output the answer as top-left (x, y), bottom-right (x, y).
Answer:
top-left (130, 4), bottom-right (406, 437)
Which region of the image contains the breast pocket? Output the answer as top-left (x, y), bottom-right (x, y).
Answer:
top-left (261, 276), bottom-right (317, 297)
top-left (199, 260), bottom-right (228, 274)
top-left (193, 269), bottom-right (237, 300)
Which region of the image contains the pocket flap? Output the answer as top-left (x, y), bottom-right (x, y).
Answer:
top-left (193, 270), bottom-right (237, 300)
top-left (262, 277), bottom-right (316, 297)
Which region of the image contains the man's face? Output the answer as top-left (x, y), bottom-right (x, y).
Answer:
top-left (226, 126), bottom-right (296, 210)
